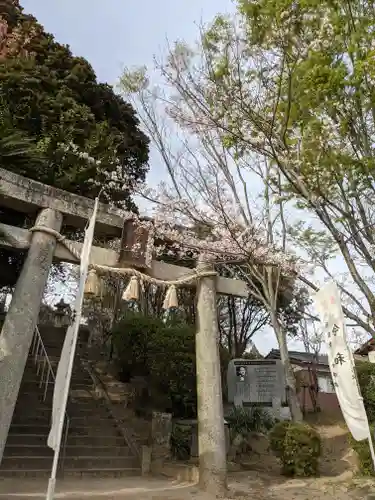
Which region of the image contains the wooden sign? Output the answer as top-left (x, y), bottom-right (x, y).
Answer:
top-left (118, 220), bottom-right (151, 269)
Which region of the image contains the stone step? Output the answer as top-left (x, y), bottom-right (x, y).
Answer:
top-left (14, 391), bottom-right (103, 403)
top-left (9, 424), bottom-right (121, 437)
top-left (0, 466), bottom-right (140, 478)
top-left (6, 433), bottom-right (127, 447)
top-left (19, 384), bottom-right (93, 395)
top-left (30, 366), bottom-right (88, 377)
top-left (22, 376), bottom-right (93, 385)
top-left (3, 444), bottom-right (133, 457)
top-left (21, 370), bottom-right (93, 387)
top-left (11, 414), bottom-right (114, 426)
top-left (20, 384), bottom-right (93, 396)
top-left (22, 365), bottom-right (93, 384)
top-left (0, 455), bottom-right (139, 471)
top-left (12, 404), bottom-right (52, 416)
top-left (12, 404), bottom-right (110, 418)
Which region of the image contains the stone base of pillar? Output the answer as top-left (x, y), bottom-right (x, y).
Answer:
top-left (141, 445), bottom-right (152, 475)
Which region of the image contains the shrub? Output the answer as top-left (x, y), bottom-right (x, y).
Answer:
top-left (227, 406), bottom-right (275, 439)
top-left (269, 420), bottom-right (290, 458)
top-left (269, 421), bottom-right (321, 477)
top-left (349, 426), bottom-right (375, 476)
top-left (112, 312), bottom-right (163, 377)
top-left (170, 425), bottom-right (191, 460)
top-left (355, 362), bottom-right (375, 423)
top-left (112, 311), bottom-right (197, 418)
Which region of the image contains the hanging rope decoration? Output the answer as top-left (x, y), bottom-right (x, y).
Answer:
top-left (29, 225), bottom-right (218, 310)
top-left (122, 276), bottom-right (140, 302)
top-left (84, 269), bottom-right (102, 297)
top-left (162, 284), bottom-right (178, 310)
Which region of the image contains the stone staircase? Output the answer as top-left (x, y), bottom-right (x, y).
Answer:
top-left (0, 326), bottom-right (142, 477)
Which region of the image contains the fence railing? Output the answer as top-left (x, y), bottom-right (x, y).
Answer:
top-left (30, 326), bottom-right (70, 475)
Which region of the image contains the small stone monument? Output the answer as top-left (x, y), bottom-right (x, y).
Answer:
top-left (150, 411), bottom-right (172, 467)
top-left (227, 359), bottom-right (288, 417)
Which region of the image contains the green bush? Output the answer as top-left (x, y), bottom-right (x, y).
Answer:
top-left (355, 362), bottom-right (375, 423)
top-left (227, 406), bottom-right (275, 439)
top-left (112, 312), bottom-right (163, 377)
top-left (269, 421), bottom-right (321, 477)
top-left (348, 363), bottom-right (375, 476)
top-left (112, 311), bottom-right (197, 418)
top-left (349, 426), bottom-right (375, 476)
top-left (269, 420), bottom-right (290, 458)
top-left (170, 425), bottom-right (191, 460)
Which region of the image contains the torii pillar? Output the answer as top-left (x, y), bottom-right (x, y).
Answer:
top-left (0, 208), bottom-right (62, 463)
top-left (196, 258), bottom-right (227, 495)
top-left (120, 225), bottom-right (228, 495)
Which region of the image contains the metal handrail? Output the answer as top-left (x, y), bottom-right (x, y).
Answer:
top-left (30, 326), bottom-right (70, 475)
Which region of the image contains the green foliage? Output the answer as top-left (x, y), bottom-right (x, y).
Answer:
top-left (0, 99), bottom-right (45, 172)
top-left (349, 428), bottom-right (375, 477)
top-left (112, 311), bottom-right (196, 418)
top-left (184, 0), bottom-right (375, 337)
top-left (0, 2), bottom-right (149, 210)
top-left (269, 421), bottom-right (321, 476)
top-left (227, 406), bottom-right (275, 438)
top-left (170, 425), bottom-right (191, 460)
top-left (348, 364), bottom-right (375, 476)
top-left (287, 222), bottom-right (337, 265)
top-left (269, 420), bottom-right (290, 458)
top-left (0, 2), bottom-right (150, 290)
top-left (355, 361), bottom-right (375, 423)
top-left (278, 286), bottom-right (310, 337)
top-left (112, 312), bottom-right (161, 377)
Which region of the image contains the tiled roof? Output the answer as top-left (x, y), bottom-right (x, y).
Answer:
top-left (265, 348), bottom-right (329, 366)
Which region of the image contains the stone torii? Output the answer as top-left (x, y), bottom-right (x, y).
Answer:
top-left (0, 168), bottom-right (249, 495)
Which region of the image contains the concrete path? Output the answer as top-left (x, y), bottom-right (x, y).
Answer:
top-left (0, 476), bottom-right (200, 499)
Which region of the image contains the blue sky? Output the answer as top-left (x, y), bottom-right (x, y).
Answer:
top-left (22, 0), bottom-right (235, 85)
top-left (20, 0), bottom-right (295, 355)
top-left (22, 0), bottom-right (237, 188)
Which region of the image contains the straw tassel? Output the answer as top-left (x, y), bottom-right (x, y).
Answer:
top-left (163, 285), bottom-right (179, 310)
top-left (84, 269), bottom-right (101, 296)
top-left (122, 276), bottom-right (139, 301)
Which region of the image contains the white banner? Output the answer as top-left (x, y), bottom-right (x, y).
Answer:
top-left (47, 198), bottom-right (99, 450)
top-left (314, 281), bottom-right (369, 441)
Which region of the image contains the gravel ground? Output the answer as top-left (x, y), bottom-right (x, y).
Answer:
top-left (0, 471), bottom-right (371, 500)
top-left (1, 423), bottom-right (373, 500)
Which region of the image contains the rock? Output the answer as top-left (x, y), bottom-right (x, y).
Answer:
top-left (228, 433), bottom-right (245, 460)
top-left (227, 461), bottom-right (242, 472)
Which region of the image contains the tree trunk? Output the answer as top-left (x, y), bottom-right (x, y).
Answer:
top-left (271, 316), bottom-right (303, 422)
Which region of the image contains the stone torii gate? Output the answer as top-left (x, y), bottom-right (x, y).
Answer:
top-left (0, 168), bottom-right (249, 495)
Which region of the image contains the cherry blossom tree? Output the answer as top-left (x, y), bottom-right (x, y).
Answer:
top-left (119, 67), bottom-right (307, 421)
top-left (138, 5), bottom-right (375, 342)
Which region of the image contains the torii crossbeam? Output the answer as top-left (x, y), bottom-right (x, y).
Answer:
top-left (0, 168), bottom-right (250, 495)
